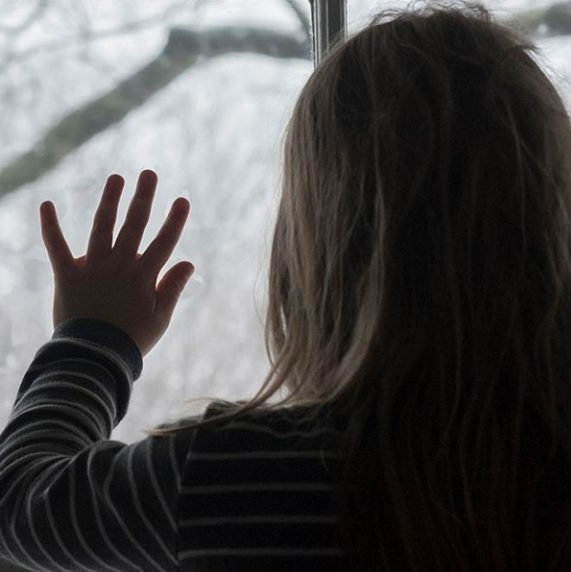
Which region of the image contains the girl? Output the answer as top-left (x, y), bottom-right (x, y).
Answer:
top-left (2, 1), bottom-right (571, 570)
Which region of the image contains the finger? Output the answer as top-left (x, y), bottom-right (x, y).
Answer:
top-left (155, 260), bottom-right (194, 323)
top-left (139, 197), bottom-right (191, 278)
top-left (39, 201), bottom-right (75, 275)
top-left (113, 169), bottom-right (158, 258)
top-left (86, 174), bottom-right (125, 263)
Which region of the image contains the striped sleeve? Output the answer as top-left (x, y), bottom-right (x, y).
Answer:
top-left (0, 318), bottom-right (189, 572)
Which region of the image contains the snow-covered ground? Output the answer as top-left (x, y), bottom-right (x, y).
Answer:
top-left (0, 0), bottom-right (569, 444)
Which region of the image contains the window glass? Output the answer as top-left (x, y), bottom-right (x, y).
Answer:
top-left (0, 0), bottom-right (313, 444)
top-left (1, 0), bottom-right (570, 446)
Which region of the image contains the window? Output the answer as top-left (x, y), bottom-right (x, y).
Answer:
top-left (0, 0), bottom-right (313, 445)
top-left (0, 0), bottom-right (569, 448)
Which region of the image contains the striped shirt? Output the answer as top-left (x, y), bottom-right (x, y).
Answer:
top-left (0, 318), bottom-right (349, 571)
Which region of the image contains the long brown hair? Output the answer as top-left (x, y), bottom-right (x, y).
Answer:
top-left (145, 1), bottom-right (571, 569)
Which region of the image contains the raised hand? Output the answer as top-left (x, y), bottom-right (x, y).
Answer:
top-left (39, 169), bottom-right (194, 357)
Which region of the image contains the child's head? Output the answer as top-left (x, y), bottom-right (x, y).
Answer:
top-left (267, 0), bottom-right (571, 403)
top-left (262, 5), bottom-right (571, 566)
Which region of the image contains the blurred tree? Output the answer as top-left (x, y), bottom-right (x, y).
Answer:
top-left (508, 0), bottom-right (571, 36)
top-left (0, 0), bottom-right (311, 196)
top-left (1, 0), bottom-right (570, 197)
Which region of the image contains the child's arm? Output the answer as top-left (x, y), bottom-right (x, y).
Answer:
top-left (0, 317), bottom-right (186, 571)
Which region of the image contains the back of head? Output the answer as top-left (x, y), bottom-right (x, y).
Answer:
top-left (269, 0), bottom-right (571, 570)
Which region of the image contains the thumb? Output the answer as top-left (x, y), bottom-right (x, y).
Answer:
top-left (156, 261), bottom-right (194, 321)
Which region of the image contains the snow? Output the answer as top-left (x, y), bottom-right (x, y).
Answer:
top-left (0, 0), bottom-right (570, 443)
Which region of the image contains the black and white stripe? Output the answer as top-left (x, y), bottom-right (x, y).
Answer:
top-left (0, 318), bottom-right (348, 571)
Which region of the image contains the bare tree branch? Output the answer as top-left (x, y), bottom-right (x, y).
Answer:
top-left (506, 0), bottom-right (571, 37)
top-left (0, 0), bottom-right (192, 73)
top-left (0, 0), bottom-right (48, 35)
top-left (283, 0), bottom-right (311, 37)
top-left (0, 25), bottom-right (309, 197)
top-left (543, 1), bottom-right (571, 35)
top-left (2, 0), bottom-right (570, 197)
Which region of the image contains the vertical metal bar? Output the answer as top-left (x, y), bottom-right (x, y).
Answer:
top-left (308, 0), bottom-right (347, 67)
